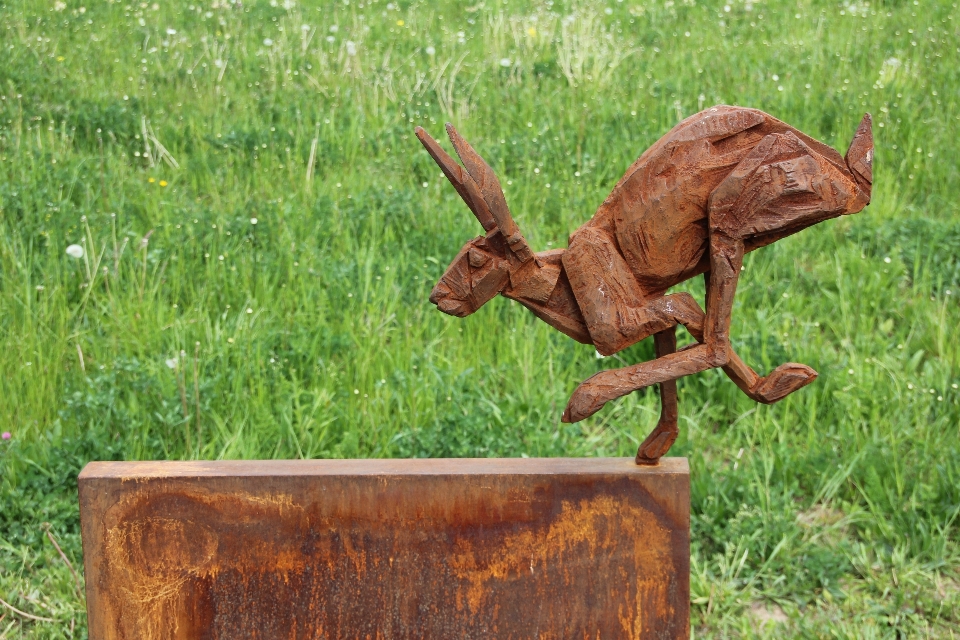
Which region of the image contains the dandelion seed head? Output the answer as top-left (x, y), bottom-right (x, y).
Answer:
top-left (66, 244), bottom-right (84, 259)
top-left (499, 58), bottom-right (511, 67)
top-left (425, 45), bottom-right (436, 55)
top-left (250, 217), bottom-right (258, 225)
top-left (263, 38), bottom-right (274, 46)
top-left (329, 24), bottom-right (339, 33)
top-left (326, 35), bottom-right (335, 43)
top-left (166, 28), bottom-right (177, 35)
top-left (165, 358), bottom-right (178, 369)
top-left (345, 40), bottom-right (357, 55)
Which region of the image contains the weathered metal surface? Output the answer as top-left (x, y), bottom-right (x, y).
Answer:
top-left (79, 457), bottom-right (690, 639)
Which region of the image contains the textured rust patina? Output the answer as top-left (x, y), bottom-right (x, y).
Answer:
top-left (418, 106), bottom-right (873, 464)
top-left (79, 457), bottom-right (690, 639)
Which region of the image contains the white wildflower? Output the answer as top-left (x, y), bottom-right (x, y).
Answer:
top-left (263, 38), bottom-right (274, 46)
top-left (499, 58), bottom-right (512, 67)
top-left (345, 40), bottom-right (357, 55)
top-left (879, 57), bottom-right (901, 85)
top-left (66, 244), bottom-right (84, 259)
top-left (165, 358), bottom-right (178, 369)
top-left (166, 28), bottom-right (177, 35)
top-left (425, 45), bottom-right (436, 55)
top-left (250, 217), bottom-right (258, 225)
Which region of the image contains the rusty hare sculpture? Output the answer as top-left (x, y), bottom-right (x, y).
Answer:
top-left (417, 105), bottom-right (873, 465)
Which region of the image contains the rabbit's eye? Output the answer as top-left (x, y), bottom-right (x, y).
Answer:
top-left (468, 248), bottom-right (489, 268)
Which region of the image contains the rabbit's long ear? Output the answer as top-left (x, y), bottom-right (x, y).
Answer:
top-left (415, 127), bottom-right (497, 233)
top-left (445, 124), bottom-right (534, 263)
top-left (845, 113), bottom-right (873, 203)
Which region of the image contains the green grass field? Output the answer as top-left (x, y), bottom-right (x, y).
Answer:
top-left (1, 0), bottom-right (958, 636)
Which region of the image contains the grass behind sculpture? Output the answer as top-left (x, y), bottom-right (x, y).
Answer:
top-left (1, 0), bottom-right (958, 636)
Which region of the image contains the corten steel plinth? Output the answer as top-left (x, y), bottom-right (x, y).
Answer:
top-left (79, 457), bottom-right (690, 639)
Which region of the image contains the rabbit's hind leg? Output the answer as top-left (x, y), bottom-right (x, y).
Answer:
top-left (635, 327), bottom-right (681, 465)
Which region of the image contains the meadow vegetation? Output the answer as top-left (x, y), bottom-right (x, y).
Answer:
top-left (1, 0), bottom-right (959, 636)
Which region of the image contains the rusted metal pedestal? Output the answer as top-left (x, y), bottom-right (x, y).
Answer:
top-left (79, 457), bottom-right (689, 639)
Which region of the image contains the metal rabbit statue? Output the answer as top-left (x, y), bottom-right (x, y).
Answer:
top-left (417, 105), bottom-right (873, 465)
